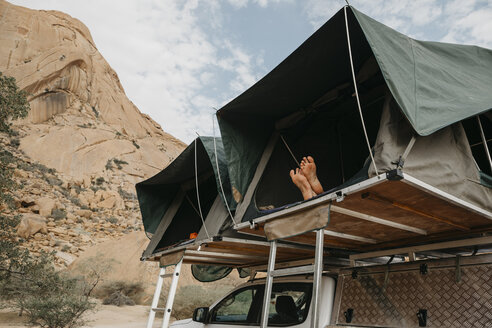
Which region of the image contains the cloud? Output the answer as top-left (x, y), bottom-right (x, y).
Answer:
top-left (10, 0), bottom-right (263, 143)
top-left (9, 0), bottom-right (491, 144)
top-left (304, 0), bottom-right (492, 47)
top-left (227, 0), bottom-right (293, 9)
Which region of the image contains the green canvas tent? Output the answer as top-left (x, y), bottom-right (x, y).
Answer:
top-left (217, 6), bottom-right (492, 238)
top-left (136, 136), bottom-right (236, 259)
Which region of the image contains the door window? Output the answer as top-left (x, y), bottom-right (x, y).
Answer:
top-left (210, 285), bottom-right (261, 324)
top-left (267, 283), bottom-right (312, 326)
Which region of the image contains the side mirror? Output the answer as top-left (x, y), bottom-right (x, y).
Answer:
top-left (192, 307), bottom-right (209, 323)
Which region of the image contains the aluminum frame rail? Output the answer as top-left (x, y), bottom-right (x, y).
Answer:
top-left (260, 229), bottom-right (324, 328)
top-left (146, 258), bottom-right (183, 328)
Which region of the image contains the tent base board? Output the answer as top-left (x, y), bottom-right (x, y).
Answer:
top-left (236, 172), bottom-right (492, 249)
top-left (147, 236), bottom-right (318, 268)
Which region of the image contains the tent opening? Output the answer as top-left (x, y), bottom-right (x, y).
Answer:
top-left (154, 174), bottom-right (218, 251)
top-left (254, 64), bottom-right (387, 211)
top-left (462, 113), bottom-right (492, 177)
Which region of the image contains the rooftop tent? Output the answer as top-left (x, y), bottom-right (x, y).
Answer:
top-left (136, 136), bottom-right (236, 258)
top-left (217, 6), bottom-right (492, 237)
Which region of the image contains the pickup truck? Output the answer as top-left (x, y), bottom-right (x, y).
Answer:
top-left (171, 275), bottom-right (335, 328)
top-left (170, 254), bottom-right (492, 328)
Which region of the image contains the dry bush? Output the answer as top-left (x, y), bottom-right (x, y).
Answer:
top-left (95, 280), bottom-right (145, 305)
top-left (102, 291), bottom-right (135, 306)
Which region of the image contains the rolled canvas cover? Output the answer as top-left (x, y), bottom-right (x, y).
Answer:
top-left (369, 97), bottom-right (492, 211)
top-left (264, 203), bottom-right (331, 241)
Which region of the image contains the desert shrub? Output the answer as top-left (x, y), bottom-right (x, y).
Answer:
top-left (51, 208), bottom-right (67, 221)
top-left (91, 106), bottom-right (99, 118)
top-left (32, 162), bottom-right (55, 175)
top-left (95, 177), bottom-right (105, 186)
top-left (164, 285), bottom-right (234, 320)
top-left (57, 186), bottom-right (70, 198)
top-left (112, 159), bottom-right (127, 170)
top-left (102, 291), bottom-right (135, 306)
top-left (61, 245), bottom-right (70, 252)
top-left (9, 138), bottom-right (20, 148)
top-left (117, 186), bottom-right (134, 200)
top-left (0, 232), bottom-right (96, 328)
top-left (90, 185), bottom-right (105, 193)
top-left (20, 274), bottom-right (96, 328)
top-left (132, 140), bottom-right (140, 149)
top-left (0, 72), bottom-right (30, 133)
top-left (68, 196), bottom-right (81, 207)
top-left (45, 176), bottom-right (63, 186)
top-left (106, 217), bottom-right (118, 224)
top-left (105, 159), bottom-right (113, 171)
top-left (72, 185), bottom-right (84, 194)
top-left (96, 280), bottom-right (145, 305)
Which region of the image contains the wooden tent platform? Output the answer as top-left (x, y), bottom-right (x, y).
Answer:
top-left (145, 236), bottom-right (321, 268)
top-left (148, 172), bottom-right (492, 269)
top-left (236, 172), bottom-right (492, 254)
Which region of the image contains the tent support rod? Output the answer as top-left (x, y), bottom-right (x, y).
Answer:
top-left (477, 115), bottom-right (492, 172)
top-left (280, 134), bottom-right (300, 167)
top-left (234, 133), bottom-right (279, 224)
top-left (344, 6), bottom-right (379, 176)
top-left (194, 139), bottom-right (210, 239)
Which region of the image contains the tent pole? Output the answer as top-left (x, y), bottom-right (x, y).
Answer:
top-left (477, 115), bottom-right (492, 172)
top-left (194, 139), bottom-right (210, 239)
top-left (344, 6), bottom-right (379, 176)
top-left (212, 115), bottom-right (237, 225)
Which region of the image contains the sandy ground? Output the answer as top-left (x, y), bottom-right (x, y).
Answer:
top-left (0, 302), bottom-right (170, 328)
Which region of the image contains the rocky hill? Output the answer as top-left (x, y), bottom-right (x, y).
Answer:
top-left (0, 0), bottom-right (186, 269)
top-left (0, 0), bottom-right (184, 181)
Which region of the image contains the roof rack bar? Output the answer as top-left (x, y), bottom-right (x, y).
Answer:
top-left (185, 250), bottom-right (266, 260)
top-left (271, 264), bottom-right (314, 277)
top-left (183, 256), bottom-right (247, 264)
top-left (331, 205), bottom-right (427, 235)
top-left (324, 229), bottom-right (377, 244)
top-left (220, 236), bottom-right (315, 251)
top-left (350, 236), bottom-right (492, 265)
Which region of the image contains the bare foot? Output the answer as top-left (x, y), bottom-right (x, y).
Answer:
top-left (290, 168), bottom-right (316, 200)
top-left (300, 156), bottom-right (323, 195)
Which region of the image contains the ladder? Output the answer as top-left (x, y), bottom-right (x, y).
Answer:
top-left (146, 258), bottom-right (183, 328)
top-left (260, 229), bottom-right (324, 328)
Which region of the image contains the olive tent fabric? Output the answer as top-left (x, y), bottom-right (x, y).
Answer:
top-left (217, 5), bottom-right (492, 203)
top-left (136, 136), bottom-right (235, 235)
top-left (368, 96), bottom-right (492, 212)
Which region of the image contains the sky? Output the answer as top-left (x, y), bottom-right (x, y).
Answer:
top-left (10, 0), bottom-right (492, 143)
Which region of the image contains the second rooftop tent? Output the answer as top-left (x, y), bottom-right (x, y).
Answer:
top-left (216, 6), bottom-right (492, 245)
top-left (136, 136), bottom-right (237, 260)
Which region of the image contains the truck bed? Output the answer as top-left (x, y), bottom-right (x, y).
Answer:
top-left (329, 253), bottom-right (492, 328)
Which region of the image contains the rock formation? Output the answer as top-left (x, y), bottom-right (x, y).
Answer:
top-left (0, 0), bottom-right (184, 181)
top-left (0, 1), bottom-right (242, 310)
top-left (0, 0), bottom-right (187, 271)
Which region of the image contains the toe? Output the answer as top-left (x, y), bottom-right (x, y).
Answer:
top-left (307, 156), bottom-right (314, 163)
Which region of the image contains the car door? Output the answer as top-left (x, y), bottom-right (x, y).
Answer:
top-left (206, 284), bottom-right (262, 327)
top-left (206, 282), bottom-right (312, 328)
